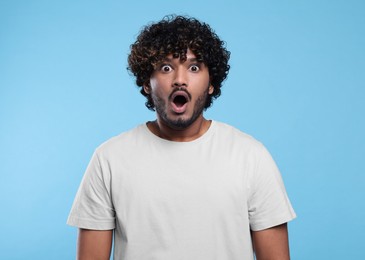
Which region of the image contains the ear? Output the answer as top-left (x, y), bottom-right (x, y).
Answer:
top-left (208, 85), bottom-right (214, 95)
top-left (143, 83), bottom-right (150, 94)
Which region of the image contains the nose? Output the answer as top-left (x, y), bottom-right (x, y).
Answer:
top-left (173, 67), bottom-right (188, 87)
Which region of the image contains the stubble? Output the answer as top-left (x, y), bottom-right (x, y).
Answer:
top-left (152, 88), bottom-right (209, 130)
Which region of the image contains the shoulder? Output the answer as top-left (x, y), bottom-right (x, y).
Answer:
top-left (93, 124), bottom-right (147, 158)
top-left (213, 121), bottom-right (264, 150)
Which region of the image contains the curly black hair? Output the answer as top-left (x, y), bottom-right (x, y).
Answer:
top-left (127, 15), bottom-right (230, 111)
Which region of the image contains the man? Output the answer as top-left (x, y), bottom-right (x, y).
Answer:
top-left (67, 15), bottom-right (296, 260)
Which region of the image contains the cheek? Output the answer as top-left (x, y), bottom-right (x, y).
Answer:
top-left (150, 76), bottom-right (171, 92)
top-left (150, 84), bottom-right (169, 100)
top-left (191, 76), bottom-right (211, 93)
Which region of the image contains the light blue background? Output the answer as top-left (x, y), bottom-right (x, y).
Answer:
top-left (1, 0), bottom-right (364, 259)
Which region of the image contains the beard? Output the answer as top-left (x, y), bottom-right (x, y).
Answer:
top-left (152, 88), bottom-right (209, 130)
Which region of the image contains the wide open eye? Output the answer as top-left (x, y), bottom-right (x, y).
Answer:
top-left (160, 64), bottom-right (172, 72)
top-left (189, 64), bottom-right (200, 72)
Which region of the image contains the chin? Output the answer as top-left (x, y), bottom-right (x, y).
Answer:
top-left (164, 114), bottom-right (197, 129)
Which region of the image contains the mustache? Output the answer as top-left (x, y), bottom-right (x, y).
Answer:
top-left (168, 87), bottom-right (191, 101)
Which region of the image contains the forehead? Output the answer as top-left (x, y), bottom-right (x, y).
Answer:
top-left (152, 48), bottom-right (206, 70)
top-left (165, 49), bottom-right (196, 59)
top-left (161, 49), bottom-right (202, 65)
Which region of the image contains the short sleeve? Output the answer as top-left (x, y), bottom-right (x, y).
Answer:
top-left (67, 151), bottom-right (115, 230)
top-left (248, 144), bottom-right (296, 231)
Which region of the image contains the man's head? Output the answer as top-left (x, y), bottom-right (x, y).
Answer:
top-left (128, 15), bottom-right (230, 111)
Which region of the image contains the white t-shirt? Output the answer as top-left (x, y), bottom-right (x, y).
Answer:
top-left (67, 121), bottom-right (296, 260)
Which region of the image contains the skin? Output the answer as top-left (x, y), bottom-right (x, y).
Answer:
top-left (76, 49), bottom-right (291, 259)
top-left (252, 223), bottom-right (290, 260)
top-left (144, 49), bottom-right (214, 142)
top-left (77, 229), bottom-right (113, 260)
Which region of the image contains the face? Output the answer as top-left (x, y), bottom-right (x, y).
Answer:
top-left (145, 49), bottom-right (214, 129)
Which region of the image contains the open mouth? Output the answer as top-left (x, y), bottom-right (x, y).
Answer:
top-left (173, 95), bottom-right (188, 107)
top-left (170, 90), bottom-right (190, 113)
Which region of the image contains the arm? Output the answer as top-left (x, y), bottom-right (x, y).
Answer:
top-left (77, 229), bottom-right (113, 260)
top-left (251, 223), bottom-right (290, 260)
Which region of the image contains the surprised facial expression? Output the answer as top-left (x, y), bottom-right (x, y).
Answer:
top-left (145, 49), bottom-right (214, 129)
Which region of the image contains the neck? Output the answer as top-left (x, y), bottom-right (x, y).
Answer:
top-left (147, 115), bottom-right (211, 142)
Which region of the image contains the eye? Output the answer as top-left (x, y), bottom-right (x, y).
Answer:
top-left (160, 64), bottom-right (172, 72)
top-left (189, 64), bottom-right (200, 72)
